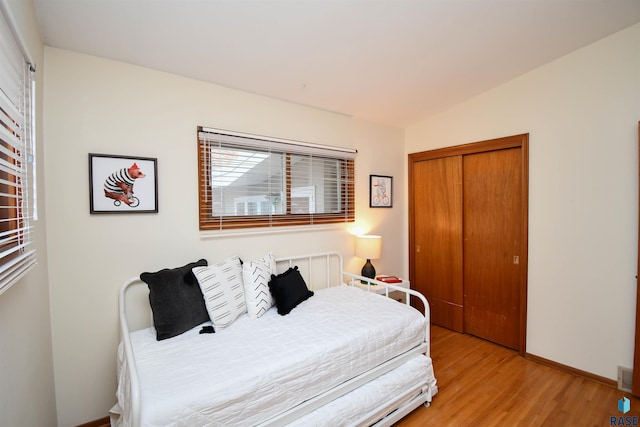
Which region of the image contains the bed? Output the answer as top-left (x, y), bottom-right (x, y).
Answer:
top-left (110, 252), bottom-right (437, 427)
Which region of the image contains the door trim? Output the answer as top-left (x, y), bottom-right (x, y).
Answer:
top-left (408, 133), bottom-right (529, 356)
top-left (632, 122), bottom-right (640, 396)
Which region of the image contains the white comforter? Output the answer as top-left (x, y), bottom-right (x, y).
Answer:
top-left (116, 285), bottom-right (427, 426)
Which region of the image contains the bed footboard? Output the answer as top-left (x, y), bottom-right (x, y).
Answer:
top-left (343, 272), bottom-right (431, 357)
top-left (117, 277), bottom-right (145, 427)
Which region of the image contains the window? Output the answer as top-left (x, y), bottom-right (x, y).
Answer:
top-left (0, 7), bottom-right (37, 295)
top-left (198, 127), bottom-right (356, 231)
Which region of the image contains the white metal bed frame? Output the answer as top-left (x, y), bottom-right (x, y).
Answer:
top-left (117, 251), bottom-right (434, 427)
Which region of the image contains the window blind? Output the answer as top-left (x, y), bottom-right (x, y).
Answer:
top-left (0, 6), bottom-right (36, 295)
top-left (198, 127), bottom-right (356, 231)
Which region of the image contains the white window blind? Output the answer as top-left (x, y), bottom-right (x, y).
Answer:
top-left (198, 127), bottom-right (356, 231)
top-left (0, 6), bottom-right (36, 295)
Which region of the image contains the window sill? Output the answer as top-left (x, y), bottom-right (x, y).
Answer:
top-left (200, 223), bottom-right (348, 239)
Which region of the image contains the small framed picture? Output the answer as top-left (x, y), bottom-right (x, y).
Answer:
top-left (89, 153), bottom-right (158, 214)
top-left (370, 175), bottom-right (392, 208)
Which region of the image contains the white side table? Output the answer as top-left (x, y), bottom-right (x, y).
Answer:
top-left (355, 277), bottom-right (410, 304)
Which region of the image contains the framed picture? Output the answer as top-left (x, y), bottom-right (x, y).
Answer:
top-left (89, 153), bottom-right (158, 214)
top-left (370, 175), bottom-right (392, 208)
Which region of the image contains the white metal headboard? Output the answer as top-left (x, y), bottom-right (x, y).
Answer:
top-left (274, 251), bottom-right (343, 289)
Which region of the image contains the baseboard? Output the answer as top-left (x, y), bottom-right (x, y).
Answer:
top-left (76, 416), bottom-right (110, 427)
top-left (525, 352), bottom-right (617, 388)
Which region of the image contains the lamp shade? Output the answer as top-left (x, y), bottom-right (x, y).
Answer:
top-left (355, 235), bottom-right (382, 260)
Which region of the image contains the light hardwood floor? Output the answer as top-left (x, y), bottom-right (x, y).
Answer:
top-left (395, 326), bottom-right (640, 426)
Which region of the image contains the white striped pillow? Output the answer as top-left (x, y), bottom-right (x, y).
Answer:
top-left (193, 256), bottom-right (245, 329)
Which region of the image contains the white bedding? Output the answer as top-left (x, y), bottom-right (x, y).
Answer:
top-left (116, 285), bottom-right (426, 426)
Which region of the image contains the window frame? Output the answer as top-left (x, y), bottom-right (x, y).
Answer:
top-left (0, 5), bottom-right (37, 296)
top-left (197, 127), bottom-right (356, 231)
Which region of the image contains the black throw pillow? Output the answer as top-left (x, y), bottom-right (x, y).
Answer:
top-left (268, 266), bottom-right (314, 315)
top-left (140, 259), bottom-right (209, 340)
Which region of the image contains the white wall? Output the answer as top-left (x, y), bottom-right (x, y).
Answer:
top-left (43, 48), bottom-right (405, 426)
top-left (405, 23), bottom-right (640, 380)
top-left (0, 1), bottom-right (57, 426)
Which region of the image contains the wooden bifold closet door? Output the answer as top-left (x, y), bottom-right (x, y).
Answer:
top-left (411, 156), bottom-right (464, 332)
top-left (409, 134), bottom-right (528, 353)
top-left (463, 148), bottom-right (522, 350)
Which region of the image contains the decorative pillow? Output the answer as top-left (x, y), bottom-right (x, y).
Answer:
top-left (242, 253), bottom-right (276, 319)
top-left (268, 266), bottom-right (314, 315)
top-left (140, 259), bottom-right (209, 341)
top-left (193, 256), bottom-right (246, 329)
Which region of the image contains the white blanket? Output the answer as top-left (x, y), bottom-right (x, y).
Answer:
top-left (116, 285), bottom-right (426, 426)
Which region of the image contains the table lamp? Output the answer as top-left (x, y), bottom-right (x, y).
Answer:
top-left (355, 235), bottom-right (382, 282)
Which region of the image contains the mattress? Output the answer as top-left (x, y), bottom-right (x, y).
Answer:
top-left (116, 285), bottom-right (426, 426)
top-left (285, 354), bottom-right (436, 427)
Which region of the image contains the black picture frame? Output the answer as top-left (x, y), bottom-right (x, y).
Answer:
top-left (89, 153), bottom-right (158, 214)
top-left (369, 175), bottom-right (392, 208)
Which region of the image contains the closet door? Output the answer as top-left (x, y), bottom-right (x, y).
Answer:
top-left (463, 148), bottom-right (522, 350)
top-left (409, 134), bottom-right (528, 354)
top-left (411, 156), bottom-right (463, 331)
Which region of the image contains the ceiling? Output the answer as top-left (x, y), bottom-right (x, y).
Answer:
top-left (33, 0), bottom-right (640, 128)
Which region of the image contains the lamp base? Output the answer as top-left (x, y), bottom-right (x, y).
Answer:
top-left (361, 259), bottom-right (376, 284)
